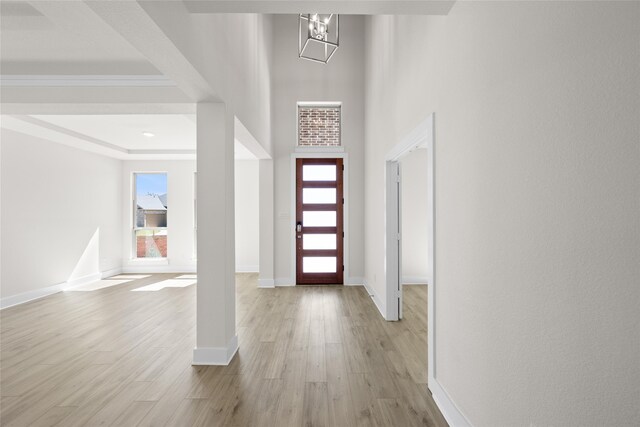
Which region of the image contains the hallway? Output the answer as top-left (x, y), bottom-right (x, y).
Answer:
top-left (0, 274), bottom-right (445, 426)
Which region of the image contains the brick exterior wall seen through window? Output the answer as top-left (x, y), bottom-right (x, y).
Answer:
top-left (298, 105), bottom-right (341, 147)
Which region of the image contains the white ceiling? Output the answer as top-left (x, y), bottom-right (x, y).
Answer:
top-left (31, 114), bottom-right (196, 150)
top-left (1, 113), bottom-right (257, 160)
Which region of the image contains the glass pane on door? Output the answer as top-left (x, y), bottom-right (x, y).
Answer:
top-left (303, 165), bottom-right (336, 181)
top-left (303, 188), bottom-right (336, 204)
top-left (303, 257), bottom-right (337, 273)
top-left (303, 234), bottom-right (337, 250)
top-left (303, 211), bottom-right (336, 227)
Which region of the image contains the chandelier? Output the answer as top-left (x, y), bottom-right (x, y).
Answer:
top-left (298, 14), bottom-right (339, 64)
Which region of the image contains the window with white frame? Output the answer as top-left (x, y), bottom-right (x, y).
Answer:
top-left (133, 173), bottom-right (168, 258)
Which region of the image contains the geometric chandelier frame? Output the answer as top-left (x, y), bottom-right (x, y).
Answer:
top-left (298, 13), bottom-right (340, 64)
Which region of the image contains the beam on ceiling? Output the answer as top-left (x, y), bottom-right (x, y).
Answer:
top-left (0, 86), bottom-right (194, 114)
top-left (0, 102), bottom-right (195, 116)
top-left (0, 75), bottom-right (176, 87)
top-left (84, 0), bottom-right (217, 102)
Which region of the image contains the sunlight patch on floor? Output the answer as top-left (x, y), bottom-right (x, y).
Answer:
top-left (109, 274), bottom-right (151, 280)
top-left (175, 274), bottom-right (197, 279)
top-left (131, 279), bottom-right (196, 292)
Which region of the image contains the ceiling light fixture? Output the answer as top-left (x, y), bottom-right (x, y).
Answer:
top-left (142, 131), bottom-right (155, 137)
top-left (299, 13), bottom-right (339, 64)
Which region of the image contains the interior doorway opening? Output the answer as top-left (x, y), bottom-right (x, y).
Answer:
top-left (399, 149), bottom-right (430, 319)
top-left (385, 113), bottom-right (435, 385)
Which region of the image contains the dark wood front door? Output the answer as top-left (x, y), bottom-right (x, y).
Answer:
top-left (296, 158), bottom-right (344, 285)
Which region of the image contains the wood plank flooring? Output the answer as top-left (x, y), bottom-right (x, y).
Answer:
top-left (0, 274), bottom-right (446, 426)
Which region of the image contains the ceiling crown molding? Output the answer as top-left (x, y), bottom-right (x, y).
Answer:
top-left (0, 75), bottom-right (176, 87)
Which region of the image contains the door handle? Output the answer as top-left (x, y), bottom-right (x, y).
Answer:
top-left (296, 222), bottom-right (302, 233)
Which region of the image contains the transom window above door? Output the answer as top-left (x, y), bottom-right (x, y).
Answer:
top-left (297, 103), bottom-right (341, 147)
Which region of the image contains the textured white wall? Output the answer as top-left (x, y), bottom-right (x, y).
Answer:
top-left (401, 149), bottom-right (429, 284)
top-left (272, 14), bottom-right (365, 284)
top-left (1, 128), bottom-right (122, 299)
top-left (365, 2), bottom-right (640, 425)
top-left (235, 160), bottom-right (259, 271)
top-left (121, 160), bottom-right (196, 272)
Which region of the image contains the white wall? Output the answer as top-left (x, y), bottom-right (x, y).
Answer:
top-left (272, 14), bottom-right (365, 285)
top-left (121, 160), bottom-right (196, 272)
top-left (1, 128), bottom-right (122, 303)
top-left (401, 149), bottom-right (429, 284)
top-left (235, 160), bottom-right (259, 272)
top-left (140, 4), bottom-right (274, 156)
top-left (364, 2), bottom-right (640, 426)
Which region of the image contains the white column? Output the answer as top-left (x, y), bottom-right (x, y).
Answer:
top-left (193, 102), bottom-right (237, 365)
top-left (258, 159), bottom-right (275, 287)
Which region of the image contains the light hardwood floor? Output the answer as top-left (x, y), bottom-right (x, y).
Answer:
top-left (0, 274), bottom-right (446, 426)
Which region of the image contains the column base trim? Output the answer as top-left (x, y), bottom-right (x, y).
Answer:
top-left (192, 335), bottom-right (239, 365)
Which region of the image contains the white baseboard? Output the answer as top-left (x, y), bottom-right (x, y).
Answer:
top-left (363, 278), bottom-right (386, 320)
top-left (101, 267), bottom-right (123, 279)
top-left (192, 335), bottom-right (239, 365)
top-left (1, 266), bottom-right (124, 310)
top-left (402, 276), bottom-right (429, 285)
top-left (65, 272), bottom-right (102, 290)
top-left (258, 278), bottom-right (275, 288)
top-left (0, 282), bottom-right (65, 310)
top-left (122, 265), bottom-right (196, 274)
top-left (345, 276), bottom-right (365, 286)
top-left (275, 278), bottom-right (295, 287)
top-left (236, 265), bottom-right (259, 273)
top-left (429, 377), bottom-right (473, 427)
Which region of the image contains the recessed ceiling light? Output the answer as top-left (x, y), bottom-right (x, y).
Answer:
top-left (142, 131), bottom-right (155, 137)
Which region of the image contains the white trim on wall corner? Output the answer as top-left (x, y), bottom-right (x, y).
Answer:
top-left (429, 378), bottom-right (473, 427)
top-left (192, 335), bottom-right (239, 365)
top-left (236, 265), bottom-right (260, 273)
top-left (363, 278), bottom-right (387, 320)
top-left (402, 276), bottom-right (429, 285)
